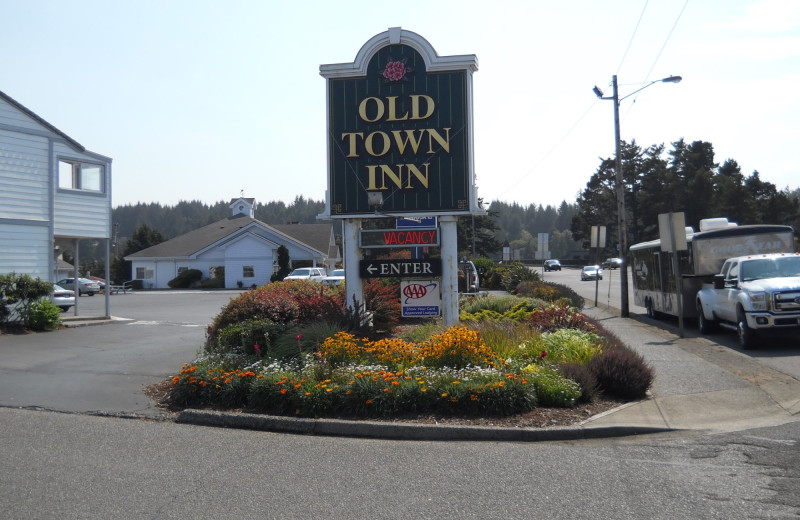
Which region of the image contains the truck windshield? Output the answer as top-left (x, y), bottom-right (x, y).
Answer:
top-left (741, 257), bottom-right (800, 281)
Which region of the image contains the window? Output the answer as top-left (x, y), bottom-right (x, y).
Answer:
top-left (58, 160), bottom-right (104, 192)
top-left (177, 266), bottom-right (188, 274)
top-left (243, 266), bottom-right (255, 278)
top-left (135, 267), bottom-right (154, 279)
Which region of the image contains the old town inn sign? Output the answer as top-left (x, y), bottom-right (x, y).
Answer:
top-left (319, 28), bottom-right (481, 218)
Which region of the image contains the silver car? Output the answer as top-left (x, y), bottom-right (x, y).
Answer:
top-left (56, 277), bottom-right (101, 296)
top-left (50, 284), bottom-right (76, 311)
top-left (580, 265), bottom-right (603, 281)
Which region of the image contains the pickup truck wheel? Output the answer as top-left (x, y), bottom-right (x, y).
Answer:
top-left (737, 309), bottom-right (757, 350)
top-left (697, 302), bottom-right (716, 334)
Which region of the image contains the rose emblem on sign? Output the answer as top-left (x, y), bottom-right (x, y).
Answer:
top-left (380, 58), bottom-right (412, 83)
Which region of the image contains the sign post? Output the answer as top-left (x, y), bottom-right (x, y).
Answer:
top-left (659, 212), bottom-right (687, 337)
top-left (590, 226), bottom-right (606, 307)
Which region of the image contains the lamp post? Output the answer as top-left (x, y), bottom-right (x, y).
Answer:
top-left (594, 75), bottom-right (682, 317)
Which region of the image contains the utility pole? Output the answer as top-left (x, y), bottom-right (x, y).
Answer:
top-left (612, 75), bottom-right (630, 317)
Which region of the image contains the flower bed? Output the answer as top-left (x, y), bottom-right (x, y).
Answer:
top-left (166, 288), bottom-right (653, 420)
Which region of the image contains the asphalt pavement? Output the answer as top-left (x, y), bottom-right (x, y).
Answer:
top-left (3, 287), bottom-right (799, 441)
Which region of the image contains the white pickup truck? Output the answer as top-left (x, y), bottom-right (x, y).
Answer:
top-left (696, 253), bottom-right (800, 349)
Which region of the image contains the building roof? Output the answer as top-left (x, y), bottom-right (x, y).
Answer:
top-left (126, 215), bottom-right (333, 259)
top-left (0, 89), bottom-right (86, 152)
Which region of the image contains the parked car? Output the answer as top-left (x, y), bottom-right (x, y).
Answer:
top-left (602, 257), bottom-right (623, 269)
top-left (580, 265), bottom-right (603, 281)
top-left (56, 277), bottom-right (101, 296)
top-left (322, 269), bottom-right (345, 286)
top-left (459, 259), bottom-right (480, 292)
top-left (284, 267), bottom-right (327, 282)
top-left (543, 259), bottom-right (562, 272)
top-left (50, 284), bottom-right (75, 311)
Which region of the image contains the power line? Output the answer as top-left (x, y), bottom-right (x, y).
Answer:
top-left (495, 99), bottom-right (601, 200)
top-left (617, 0), bottom-right (650, 75)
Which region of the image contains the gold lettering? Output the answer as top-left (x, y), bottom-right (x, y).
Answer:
top-left (340, 132), bottom-right (363, 158)
top-left (410, 95), bottom-right (435, 120)
top-left (366, 163), bottom-right (430, 190)
top-left (358, 97), bottom-right (384, 123)
top-left (364, 131), bottom-right (391, 157)
top-left (386, 96), bottom-right (408, 121)
top-left (405, 163), bottom-right (429, 188)
top-left (427, 127), bottom-right (451, 154)
top-left (366, 164), bottom-right (402, 190)
top-left (391, 130), bottom-right (424, 155)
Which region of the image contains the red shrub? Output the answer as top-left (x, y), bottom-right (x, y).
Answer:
top-left (209, 281), bottom-right (344, 338)
top-left (526, 304), bottom-right (596, 334)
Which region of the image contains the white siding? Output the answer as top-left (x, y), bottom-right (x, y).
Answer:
top-left (222, 234), bottom-right (273, 287)
top-left (53, 142), bottom-right (110, 238)
top-left (0, 222), bottom-right (50, 278)
top-left (0, 96), bottom-right (46, 133)
top-left (0, 129), bottom-right (49, 221)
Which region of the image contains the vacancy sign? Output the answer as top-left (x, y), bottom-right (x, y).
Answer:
top-left (400, 280), bottom-right (441, 317)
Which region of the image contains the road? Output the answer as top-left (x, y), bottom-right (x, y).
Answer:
top-left (1, 405), bottom-right (798, 518)
top-left (538, 266), bottom-right (800, 382)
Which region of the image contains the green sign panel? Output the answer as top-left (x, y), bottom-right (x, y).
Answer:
top-left (325, 43), bottom-right (471, 216)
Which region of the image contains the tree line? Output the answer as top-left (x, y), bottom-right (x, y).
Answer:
top-left (70, 137), bottom-right (799, 280)
top-left (571, 138), bottom-right (800, 252)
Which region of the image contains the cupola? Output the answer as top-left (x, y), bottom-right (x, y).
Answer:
top-left (229, 197), bottom-right (255, 218)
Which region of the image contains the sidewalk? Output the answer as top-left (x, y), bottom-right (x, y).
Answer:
top-left (579, 305), bottom-right (800, 435)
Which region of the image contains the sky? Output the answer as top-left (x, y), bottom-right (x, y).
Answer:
top-left (2, 0), bottom-right (799, 211)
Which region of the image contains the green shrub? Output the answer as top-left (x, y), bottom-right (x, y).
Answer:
top-left (23, 300), bottom-right (63, 331)
top-left (558, 362), bottom-right (599, 403)
top-left (0, 273), bottom-right (53, 324)
top-left (168, 269), bottom-right (203, 289)
top-left (269, 321), bottom-right (344, 360)
top-left (208, 318), bottom-right (287, 356)
top-left (523, 364), bottom-right (581, 407)
top-left (538, 329), bottom-right (603, 365)
top-left (515, 281), bottom-right (585, 310)
top-left (500, 261), bottom-right (538, 293)
top-left (459, 295), bottom-right (526, 315)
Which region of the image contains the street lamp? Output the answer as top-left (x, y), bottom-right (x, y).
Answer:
top-left (593, 75), bottom-right (682, 317)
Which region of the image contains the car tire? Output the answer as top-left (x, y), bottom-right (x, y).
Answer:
top-left (645, 298), bottom-right (657, 319)
top-left (696, 301), bottom-right (717, 334)
top-left (737, 308), bottom-right (757, 350)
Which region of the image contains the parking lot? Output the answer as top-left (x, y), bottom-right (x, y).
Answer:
top-left (0, 290), bottom-right (244, 415)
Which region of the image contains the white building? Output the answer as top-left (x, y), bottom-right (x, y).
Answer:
top-left (0, 89), bottom-right (113, 313)
top-left (125, 197), bottom-right (339, 289)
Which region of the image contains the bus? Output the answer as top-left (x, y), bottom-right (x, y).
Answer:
top-left (630, 218), bottom-right (794, 319)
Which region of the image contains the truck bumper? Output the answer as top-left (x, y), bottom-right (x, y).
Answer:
top-left (746, 312), bottom-right (800, 330)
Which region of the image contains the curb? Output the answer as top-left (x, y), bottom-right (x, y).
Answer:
top-left (176, 409), bottom-right (674, 442)
top-left (61, 316), bottom-right (129, 328)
